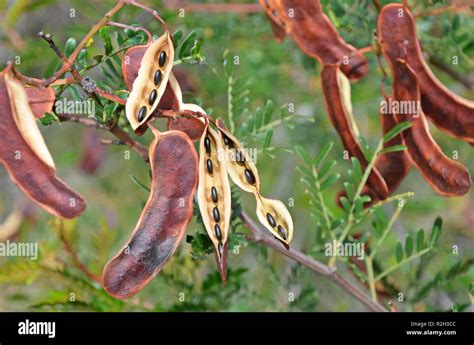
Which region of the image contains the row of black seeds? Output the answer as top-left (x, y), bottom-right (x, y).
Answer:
top-left (136, 50), bottom-right (167, 122)
top-left (205, 133), bottom-right (224, 255)
top-left (266, 212), bottom-right (287, 240)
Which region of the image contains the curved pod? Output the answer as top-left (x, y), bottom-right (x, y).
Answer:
top-left (321, 65), bottom-right (389, 200)
top-left (378, 3), bottom-right (474, 142)
top-left (0, 72), bottom-right (85, 219)
top-left (392, 60), bottom-right (471, 196)
top-left (197, 124), bottom-right (232, 280)
top-left (126, 32), bottom-right (174, 132)
top-left (102, 128), bottom-right (199, 299)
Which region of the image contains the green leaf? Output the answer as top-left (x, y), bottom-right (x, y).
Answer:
top-left (172, 29), bottom-right (183, 48)
top-left (315, 141), bottom-right (334, 167)
top-left (396, 241), bottom-right (404, 263)
top-left (294, 145), bottom-right (312, 165)
top-left (129, 175), bottom-right (150, 193)
top-left (263, 129), bottom-right (273, 149)
top-left (416, 228), bottom-right (425, 252)
top-left (350, 157), bottom-right (363, 183)
top-left (429, 217), bottom-right (442, 247)
top-left (319, 173), bottom-right (340, 190)
top-left (263, 100), bottom-right (274, 125)
top-left (100, 27), bottom-right (113, 55)
top-left (39, 112), bottom-right (59, 126)
top-left (339, 196), bottom-right (351, 212)
top-left (318, 160), bottom-right (337, 181)
top-left (178, 31), bottom-right (197, 59)
top-left (343, 182), bottom-right (354, 201)
top-left (378, 145), bottom-right (407, 155)
top-left (405, 236), bottom-right (413, 257)
top-left (383, 121), bottom-right (412, 143)
top-left (64, 37), bottom-right (77, 58)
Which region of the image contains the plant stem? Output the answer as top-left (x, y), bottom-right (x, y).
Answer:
top-left (369, 205), bottom-right (404, 259)
top-left (240, 211), bottom-right (387, 312)
top-left (328, 139), bottom-right (384, 268)
top-left (365, 256), bottom-right (377, 302)
top-left (375, 247), bottom-right (431, 282)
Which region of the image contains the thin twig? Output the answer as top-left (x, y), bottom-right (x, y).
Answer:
top-left (58, 221), bottom-right (101, 283)
top-left (57, 114), bottom-right (149, 162)
top-left (240, 211), bottom-right (387, 312)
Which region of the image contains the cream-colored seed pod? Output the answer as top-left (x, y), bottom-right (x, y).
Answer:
top-left (216, 120), bottom-right (293, 245)
top-left (126, 31), bottom-right (174, 131)
top-left (197, 123), bottom-right (232, 279)
top-left (5, 73), bottom-right (55, 169)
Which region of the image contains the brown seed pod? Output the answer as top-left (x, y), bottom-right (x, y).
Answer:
top-left (102, 126), bottom-right (199, 299)
top-left (197, 123), bottom-right (232, 281)
top-left (392, 60), bottom-right (471, 196)
top-left (216, 119), bottom-right (293, 245)
top-left (260, 0), bottom-right (369, 80)
top-left (378, 3), bottom-right (474, 143)
top-left (25, 85), bottom-right (56, 119)
top-left (0, 71), bottom-right (86, 219)
top-left (321, 65), bottom-right (389, 200)
top-left (342, 111), bottom-right (412, 206)
top-left (125, 32), bottom-right (174, 132)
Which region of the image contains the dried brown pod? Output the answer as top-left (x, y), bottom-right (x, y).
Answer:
top-left (197, 123), bottom-right (232, 281)
top-left (125, 31), bottom-right (175, 132)
top-left (216, 119), bottom-right (293, 245)
top-left (321, 65), bottom-right (389, 200)
top-left (25, 85), bottom-right (55, 119)
top-left (260, 0), bottom-right (369, 80)
top-left (102, 126), bottom-right (198, 299)
top-left (0, 71), bottom-right (86, 219)
top-left (337, 111), bottom-right (412, 206)
top-left (392, 60), bottom-right (471, 196)
top-left (378, 3), bottom-right (474, 143)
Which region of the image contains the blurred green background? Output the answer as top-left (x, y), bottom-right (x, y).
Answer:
top-left (0, 0), bottom-right (473, 311)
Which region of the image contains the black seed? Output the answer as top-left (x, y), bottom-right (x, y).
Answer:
top-left (204, 136), bottom-right (211, 154)
top-left (206, 159), bottom-right (213, 174)
top-left (218, 241), bottom-right (223, 256)
top-left (213, 207), bottom-right (220, 222)
top-left (236, 150), bottom-right (245, 165)
top-left (137, 106), bottom-right (147, 122)
top-left (154, 70), bottom-right (163, 85)
top-left (148, 89), bottom-right (158, 105)
top-left (244, 169), bottom-right (255, 185)
top-left (277, 225), bottom-right (287, 240)
top-left (266, 213), bottom-right (276, 228)
top-left (159, 51), bottom-right (167, 67)
top-left (214, 224), bottom-right (222, 241)
top-left (211, 186), bottom-right (218, 203)
top-left (223, 136), bottom-right (233, 148)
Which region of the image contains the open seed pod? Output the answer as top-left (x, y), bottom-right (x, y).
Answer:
top-left (0, 70), bottom-right (86, 219)
top-left (125, 31), bottom-right (174, 133)
top-left (216, 119), bottom-right (293, 246)
top-left (321, 65), bottom-right (389, 200)
top-left (197, 123), bottom-right (232, 281)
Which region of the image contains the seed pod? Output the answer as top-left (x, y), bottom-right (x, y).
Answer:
top-left (125, 31), bottom-right (174, 132)
top-left (103, 127), bottom-right (199, 299)
top-left (260, 0), bottom-right (369, 80)
top-left (216, 119), bottom-right (293, 245)
top-left (391, 60), bottom-right (471, 196)
top-left (321, 65), bottom-right (389, 200)
top-left (378, 3), bottom-right (474, 143)
top-left (0, 71), bottom-right (86, 219)
top-left (337, 111), bottom-right (412, 207)
top-left (24, 85), bottom-right (56, 119)
top-left (197, 124), bottom-right (231, 281)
